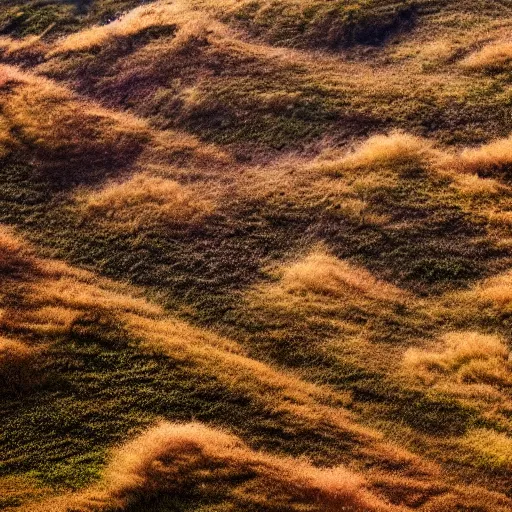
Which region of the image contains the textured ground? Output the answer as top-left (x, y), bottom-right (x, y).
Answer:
top-left (1, 0), bottom-right (512, 510)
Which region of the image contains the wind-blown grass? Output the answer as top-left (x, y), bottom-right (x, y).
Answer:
top-left (403, 331), bottom-right (512, 388)
top-left (80, 174), bottom-right (215, 230)
top-left (31, 421), bottom-right (400, 512)
top-left (462, 42), bottom-right (512, 72)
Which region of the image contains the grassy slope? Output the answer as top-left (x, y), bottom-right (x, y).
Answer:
top-left (1, 0), bottom-right (512, 511)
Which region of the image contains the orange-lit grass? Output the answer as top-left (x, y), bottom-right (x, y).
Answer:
top-left (80, 173), bottom-right (215, 230)
top-left (0, 336), bottom-right (36, 388)
top-left (403, 331), bottom-right (512, 390)
top-left (273, 246), bottom-right (404, 303)
top-left (314, 131), bottom-right (436, 175)
top-left (32, 421), bottom-right (401, 512)
top-left (50, 1), bottom-right (221, 56)
top-left (461, 41), bottom-right (512, 72)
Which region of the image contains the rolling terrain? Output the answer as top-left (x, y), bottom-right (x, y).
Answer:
top-left (1, 0), bottom-right (512, 510)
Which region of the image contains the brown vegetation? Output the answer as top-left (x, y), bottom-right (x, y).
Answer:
top-left (315, 131), bottom-right (436, 175)
top-left (0, 336), bottom-right (36, 390)
top-left (2, 1), bottom-right (512, 510)
top-left (80, 173), bottom-right (215, 230)
top-left (272, 246), bottom-right (404, 303)
top-left (403, 331), bottom-right (512, 389)
top-left (462, 41), bottom-right (512, 72)
top-left (33, 421), bottom-right (400, 512)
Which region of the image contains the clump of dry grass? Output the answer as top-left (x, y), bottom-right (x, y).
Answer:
top-left (461, 42), bottom-right (512, 72)
top-left (0, 65), bottom-right (149, 180)
top-left (51, 4), bottom-right (177, 54)
top-left (0, 336), bottom-right (36, 389)
top-left (403, 331), bottom-right (512, 387)
top-left (469, 270), bottom-right (512, 314)
top-left (316, 131), bottom-right (436, 175)
top-left (443, 135), bottom-right (512, 175)
top-left (50, 2), bottom-right (213, 56)
top-left (462, 429), bottom-right (512, 471)
top-left (80, 173), bottom-right (215, 230)
top-left (274, 246), bottom-right (404, 303)
top-left (450, 173), bottom-right (502, 197)
top-left (38, 421), bottom-right (398, 512)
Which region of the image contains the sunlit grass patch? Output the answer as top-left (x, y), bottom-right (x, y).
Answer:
top-left (243, 244), bottom-right (417, 368)
top-left (49, 3), bottom-right (180, 55)
top-left (273, 246), bottom-right (404, 303)
top-left (79, 173), bottom-right (216, 231)
top-left (463, 428), bottom-right (512, 471)
top-left (450, 173), bottom-right (502, 197)
top-left (315, 131), bottom-right (437, 176)
top-left (403, 331), bottom-right (512, 388)
top-left (468, 269), bottom-right (512, 314)
top-left (461, 41), bottom-right (512, 72)
top-left (49, 1), bottom-right (220, 57)
top-left (443, 134), bottom-right (512, 177)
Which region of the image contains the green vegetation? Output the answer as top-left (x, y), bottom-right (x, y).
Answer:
top-left (2, 0), bottom-right (512, 510)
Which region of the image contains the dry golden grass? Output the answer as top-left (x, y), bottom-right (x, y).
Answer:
top-left (268, 246), bottom-right (404, 303)
top-left (80, 173), bottom-right (215, 230)
top-left (2, 77), bottom-right (148, 172)
top-left (51, 4), bottom-right (178, 54)
top-left (32, 421), bottom-right (399, 512)
top-left (469, 269), bottom-right (512, 313)
top-left (450, 173), bottom-right (502, 196)
top-left (462, 41), bottom-right (512, 72)
top-left (244, 246), bottom-right (412, 377)
top-left (462, 428), bottom-right (512, 471)
top-left (403, 331), bottom-right (512, 388)
top-left (315, 131), bottom-right (436, 175)
top-left (50, 1), bottom-right (217, 56)
top-left (0, 336), bottom-right (36, 388)
top-left (443, 135), bottom-right (512, 175)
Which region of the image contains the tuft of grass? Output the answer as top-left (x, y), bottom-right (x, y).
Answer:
top-left (79, 173), bottom-right (216, 231)
top-left (271, 245), bottom-right (404, 303)
top-left (403, 331), bottom-right (512, 388)
top-left (49, 3), bottom-right (185, 55)
top-left (450, 173), bottom-right (502, 197)
top-left (462, 41), bottom-right (512, 72)
top-left (471, 269), bottom-right (512, 314)
top-left (315, 130), bottom-right (436, 175)
top-left (443, 134), bottom-right (512, 177)
top-left (462, 428), bottom-right (512, 471)
top-left (34, 420), bottom-right (398, 512)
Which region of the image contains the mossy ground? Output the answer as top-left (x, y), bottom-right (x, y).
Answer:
top-left (2, 0), bottom-right (512, 510)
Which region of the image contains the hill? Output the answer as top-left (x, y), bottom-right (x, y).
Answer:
top-left (1, 0), bottom-right (512, 511)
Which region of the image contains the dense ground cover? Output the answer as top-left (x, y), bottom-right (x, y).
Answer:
top-left (2, 0), bottom-right (512, 510)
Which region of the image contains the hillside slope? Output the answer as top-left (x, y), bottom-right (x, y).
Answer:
top-left (1, 0), bottom-right (512, 511)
